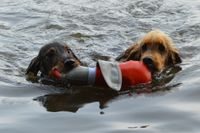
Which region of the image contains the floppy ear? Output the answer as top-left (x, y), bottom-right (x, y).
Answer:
top-left (167, 48), bottom-right (182, 65)
top-left (115, 43), bottom-right (141, 62)
top-left (26, 56), bottom-right (40, 76)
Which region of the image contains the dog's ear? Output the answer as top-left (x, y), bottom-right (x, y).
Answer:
top-left (168, 48), bottom-right (182, 65)
top-left (26, 56), bottom-right (40, 76)
top-left (115, 43), bottom-right (141, 62)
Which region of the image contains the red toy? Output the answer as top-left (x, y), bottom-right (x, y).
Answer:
top-left (52, 60), bottom-right (152, 91)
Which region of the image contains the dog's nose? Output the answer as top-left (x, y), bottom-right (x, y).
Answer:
top-left (142, 57), bottom-right (155, 71)
top-left (143, 57), bottom-right (153, 66)
top-left (64, 59), bottom-right (75, 66)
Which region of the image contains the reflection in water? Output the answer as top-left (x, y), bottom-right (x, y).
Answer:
top-left (35, 87), bottom-right (118, 112)
top-left (35, 65), bottom-right (182, 113)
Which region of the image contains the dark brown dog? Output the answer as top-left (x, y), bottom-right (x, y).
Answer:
top-left (26, 42), bottom-right (82, 82)
top-left (116, 30), bottom-right (182, 73)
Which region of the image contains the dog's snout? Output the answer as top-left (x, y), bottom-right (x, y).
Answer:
top-left (143, 57), bottom-right (153, 66)
top-left (64, 59), bottom-right (75, 66)
top-left (142, 57), bottom-right (156, 72)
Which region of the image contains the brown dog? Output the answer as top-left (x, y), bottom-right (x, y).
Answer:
top-left (26, 42), bottom-right (82, 82)
top-left (116, 30), bottom-right (182, 73)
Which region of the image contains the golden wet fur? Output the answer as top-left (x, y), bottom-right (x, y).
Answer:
top-left (116, 30), bottom-right (181, 72)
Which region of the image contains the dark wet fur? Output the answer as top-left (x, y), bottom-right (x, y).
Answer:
top-left (26, 42), bottom-right (82, 83)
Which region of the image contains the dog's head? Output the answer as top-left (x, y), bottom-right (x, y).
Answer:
top-left (116, 30), bottom-right (182, 73)
top-left (26, 42), bottom-right (82, 79)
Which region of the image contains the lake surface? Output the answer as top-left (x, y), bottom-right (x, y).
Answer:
top-left (0, 0), bottom-right (200, 133)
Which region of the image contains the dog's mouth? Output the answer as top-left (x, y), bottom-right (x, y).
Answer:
top-left (142, 57), bottom-right (158, 73)
top-left (64, 59), bottom-right (77, 69)
top-left (145, 63), bottom-right (157, 73)
top-left (47, 60), bottom-right (79, 87)
top-left (50, 59), bottom-right (78, 76)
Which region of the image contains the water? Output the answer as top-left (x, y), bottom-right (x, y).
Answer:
top-left (0, 0), bottom-right (200, 132)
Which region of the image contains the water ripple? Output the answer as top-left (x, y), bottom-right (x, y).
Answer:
top-left (0, 0), bottom-right (200, 133)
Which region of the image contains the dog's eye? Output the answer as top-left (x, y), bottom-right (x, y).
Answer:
top-left (66, 49), bottom-right (72, 54)
top-left (159, 45), bottom-right (165, 52)
top-left (142, 44), bottom-right (148, 51)
top-left (67, 50), bottom-right (71, 54)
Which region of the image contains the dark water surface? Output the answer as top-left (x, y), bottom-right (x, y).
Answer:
top-left (0, 0), bottom-right (200, 132)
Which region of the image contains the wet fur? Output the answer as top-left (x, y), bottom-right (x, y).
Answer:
top-left (116, 30), bottom-right (181, 72)
top-left (26, 42), bottom-right (82, 81)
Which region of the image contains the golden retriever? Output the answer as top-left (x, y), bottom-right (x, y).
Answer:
top-left (116, 30), bottom-right (182, 73)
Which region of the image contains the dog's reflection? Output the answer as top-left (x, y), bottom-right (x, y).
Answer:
top-left (34, 87), bottom-right (118, 112)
